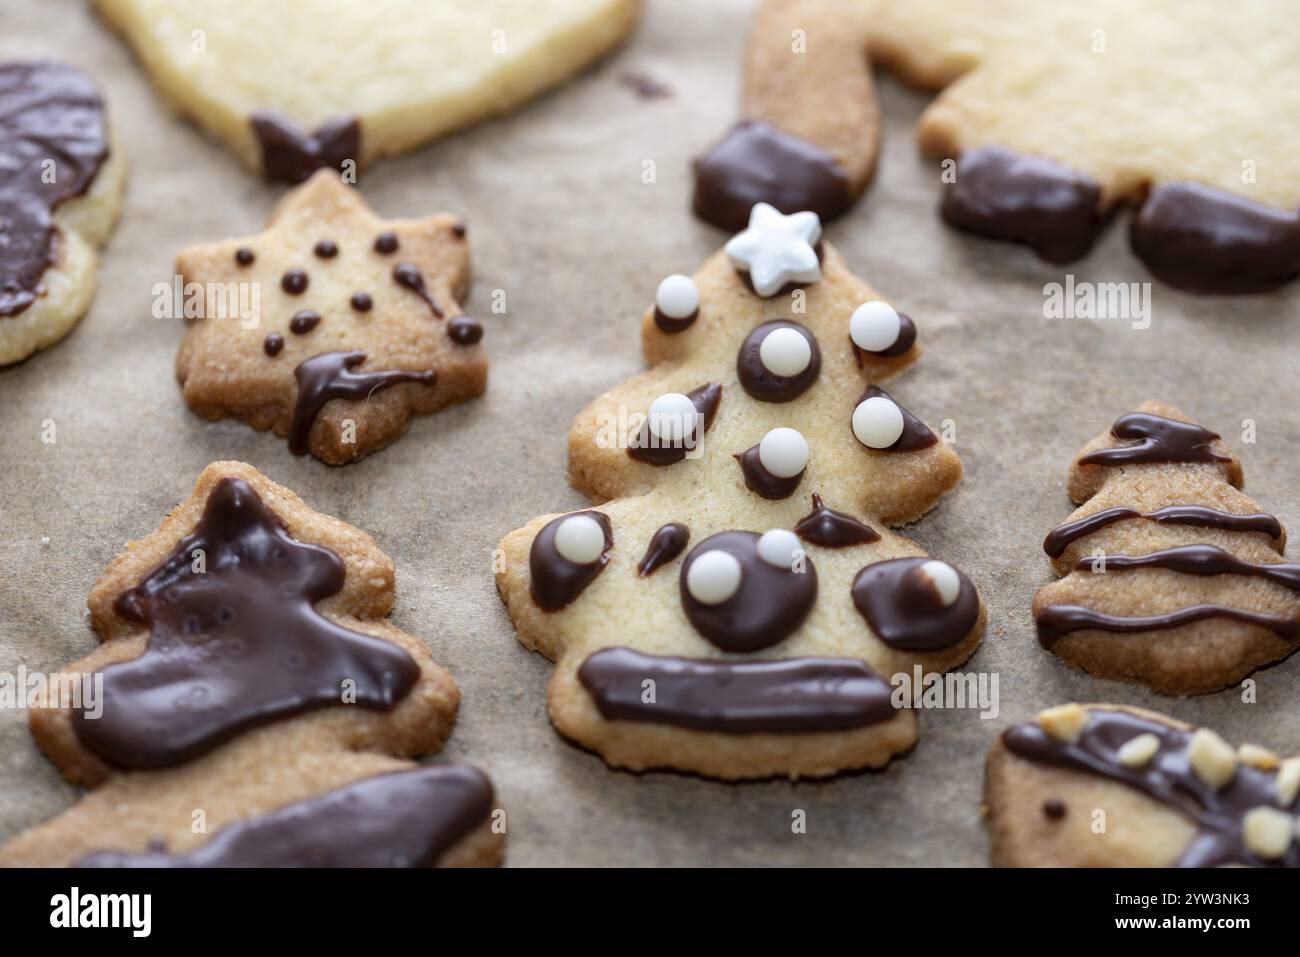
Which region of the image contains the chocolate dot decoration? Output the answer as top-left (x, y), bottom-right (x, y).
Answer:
top-left (290, 309), bottom-right (321, 335)
top-left (350, 292), bottom-right (373, 312)
top-left (737, 320), bottom-right (821, 402)
top-left (281, 269), bottom-right (309, 294)
top-left (451, 222), bottom-right (467, 238)
top-left (854, 385), bottom-right (937, 452)
top-left (736, 444), bottom-right (804, 500)
top-left (374, 231), bottom-right (399, 254)
top-left (851, 311), bottom-right (917, 362)
top-left (679, 531), bottom-right (817, 652)
top-left (851, 557), bottom-right (978, 651)
top-left (794, 494), bottom-right (880, 547)
top-left (637, 523), bottom-right (689, 577)
top-left (1043, 799), bottom-right (1068, 821)
top-left (263, 332), bottom-right (284, 357)
top-left (529, 511), bottom-right (613, 611)
top-left (628, 383), bottom-right (722, 467)
top-left (313, 239), bottom-right (338, 259)
top-left (235, 247), bottom-right (255, 266)
top-left (448, 315), bottom-right (483, 345)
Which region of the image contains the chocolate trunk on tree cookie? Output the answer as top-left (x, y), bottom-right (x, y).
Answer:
top-left (495, 203), bottom-right (985, 781)
top-left (0, 462), bottom-right (503, 868)
top-left (1034, 401), bottom-right (1300, 694)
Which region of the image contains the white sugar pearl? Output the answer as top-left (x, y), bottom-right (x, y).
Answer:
top-left (918, 560), bottom-right (961, 606)
top-left (757, 529), bottom-right (802, 570)
top-left (655, 274), bottom-right (699, 319)
top-left (852, 396), bottom-right (904, 449)
top-left (850, 300), bottom-right (902, 353)
top-left (686, 549), bottom-right (743, 605)
top-left (757, 427), bottom-right (809, 478)
top-left (554, 515), bottom-right (606, 565)
top-left (758, 326), bottom-right (811, 377)
top-left (647, 392), bottom-right (697, 442)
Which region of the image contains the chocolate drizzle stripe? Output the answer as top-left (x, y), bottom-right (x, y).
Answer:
top-left (77, 765), bottom-right (494, 868)
top-left (1043, 505), bottom-right (1283, 558)
top-left (290, 351), bottom-right (435, 455)
top-left (76, 478), bottom-right (420, 769)
top-left (1072, 545), bottom-right (1300, 592)
top-left (1003, 708), bottom-right (1299, 867)
top-left (1079, 412), bottom-right (1232, 467)
top-left (1035, 603), bottom-right (1300, 648)
top-left (637, 523), bottom-right (689, 577)
top-left (577, 647), bottom-right (897, 733)
top-left (793, 494), bottom-right (880, 548)
top-left (250, 111), bottom-right (360, 185)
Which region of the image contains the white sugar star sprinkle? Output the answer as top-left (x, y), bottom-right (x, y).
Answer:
top-left (724, 203), bottom-right (822, 298)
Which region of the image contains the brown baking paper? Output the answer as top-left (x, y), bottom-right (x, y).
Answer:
top-left (2, 0), bottom-right (1299, 867)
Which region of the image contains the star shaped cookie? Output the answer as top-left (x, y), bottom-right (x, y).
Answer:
top-left (175, 170), bottom-right (487, 464)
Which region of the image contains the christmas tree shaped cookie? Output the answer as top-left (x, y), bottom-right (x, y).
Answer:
top-left (1035, 402), bottom-right (1300, 694)
top-left (0, 461), bottom-right (502, 867)
top-left (495, 203), bottom-right (986, 780)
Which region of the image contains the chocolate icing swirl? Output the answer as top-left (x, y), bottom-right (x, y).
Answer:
top-left (794, 494), bottom-right (880, 548)
top-left (1043, 505), bottom-right (1283, 559)
top-left (529, 511), bottom-right (613, 611)
top-left (857, 385), bottom-right (937, 452)
top-left (577, 647), bottom-right (896, 733)
top-left (78, 765), bottom-right (493, 868)
top-left (1003, 708), bottom-right (1299, 867)
top-left (1079, 412), bottom-right (1232, 468)
top-left (628, 382), bottom-right (722, 466)
top-left (735, 444), bottom-right (803, 500)
top-left (637, 523), bottom-right (689, 577)
top-left (679, 531), bottom-right (817, 652)
top-left (0, 62), bottom-right (109, 318)
top-left (1072, 544), bottom-right (1300, 592)
top-left (250, 111), bottom-right (359, 184)
top-left (74, 478), bottom-right (420, 770)
top-left (1036, 603), bottom-right (1300, 648)
top-left (851, 557), bottom-right (979, 652)
top-left (941, 146), bottom-right (1106, 263)
top-left (692, 120), bottom-right (852, 232)
top-left (290, 351), bottom-right (436, 455)
top-left (736, 319), bottom-right (821, 402)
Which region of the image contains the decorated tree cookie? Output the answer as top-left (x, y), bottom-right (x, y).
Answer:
top-left (987, 703), bottom-right (1300, 867)
top-left (175, 170), bottom-right (486, 464)
top-left (695, 0), bottom-right (1300, 293)
top-left (1035, 402), bottom-right (1300, 695)
top-left (495, 203), bottom-right (986, 780)
top-left (0, 462), bottom-right (503, 867)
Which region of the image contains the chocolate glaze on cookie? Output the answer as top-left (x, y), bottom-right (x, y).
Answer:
top-left (290, 309), bottom-right (321, 334)
top-left (637, 523), bottom-right (689, 577)
top-left (1071, 544), bottom-right (1300, 592)
top-left (0, 62), bottom-right (109, 318)
top-left (1078, 412), bottom-right (1232, 467)
top-left (1043, 505), bottom-right (1283, 559)
top-left (856, 385), bottom-right (937, 452)
top-left (577, 647), bottom-right (896, 732)
top-left (74, 478), bottom-right (420, 769)
top-left (78, 766), bottom-right (493, 868)
top-left (941, 146), bottom-right (1106, 263)
top-left (393, 262), bottom-right (444, 317)
top-left (448, 315), bottom-right (483, 345)
top-left (735, 443), bottom-right (804, 499)
top-left (290, 351), bottom-right (436, 455)
top-left (1131, 182), bottom-right (1300, 294)
top-left (852, 557), bottom-right (979, 652)
top-left (693, 121), bottom-right (852, 231)
top-left (529, 511), bottom-right (613, 611)
top-left (850, 312), bottom-right (916, 363)
top-left (679, 531), bottom-right (817, 652)
top-left (628, 383), bottom-right (722, 466)
top-left (1036, 603), bottom-right (1300, 648)
top-left (736, 319), bottom-right (821, 402)
top-left (250, 111), bottom-right (360, 185)
top-left (794, 494), bottom-right (879, 548)
top-left (654, 305), bottom-right (698, 333)
top-left (263, 332), bottom-right (284, 357)
top-left (1003, 708), bottom-right (1300, 867)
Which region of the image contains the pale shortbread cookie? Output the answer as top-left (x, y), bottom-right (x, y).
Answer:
top-left (987, 704), bottom-right (1300, 867)
top-left (1034, 401), bottom-right (1300, 695)
top-left (0, 461), bottom-right (504, 867)
top-left (93, 0), bottom-right (641, 181)
top-left (496, 206), bottom-right (985, 781)
top-left (0, 62), bottom-right (126, 366)
top-left (175, 170), bottom-right (487, 464)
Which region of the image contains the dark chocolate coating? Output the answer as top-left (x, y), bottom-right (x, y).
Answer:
top-left (735, 444), bottom-right (804, 500)
top-left (654, 306), bottom-right (698, 333)
top-left (577, 647), bottom-right (897, 733)
top-left (313, 239), bottom-right (338, 259)
top-left (0, 62), bottom-right (108, 318)
top-left (693, 120), bottom-right (852, 231)
top-left (1003, 708), bottom-right (1299, 867)
top-left (290, 351), bottom-right (435, 455)
top-left (1078, 412), bottom-right (1231, 467)
top-left (263, 332), bottom-right (284, 357)
top-left (289, 309), bottom-right (321, 334)
top-left (529, 511), bottom-right (613, 611)
top-left (941, 146), bottom-right (1105, 263)
top-left (794, 494), bottom-right (880, 548)
top-left (679, 530), bottom-right (817, 652)
top-left (850, 312), bottom-right (916, 362)
top-left (281, 268), bottom-right (309, 294)
top-left (250, 111), bottom-right (359, 185)
top-left (350, 291), bottom-right (373, 312)
top-left (73, 478), bottom-right (420, 769)
top-left (1036, 603), bottom-right (1300, 648)
top-left (856, 385), bottom-right (937, 452)
top-left (1043, 505), bottom-right (1283, 559)
top-left (637, 523), bottom-right (689, 577)
top-left (628, 382), bottom-right (722, 466)
top-left (851, 557), bottom-right (979, 652)
top-left (448, 315), bottom-right (483, 345)
top-left (78, 765), bottom-right (493, 868)
top-left (736, 319), bottom-right (821, 402)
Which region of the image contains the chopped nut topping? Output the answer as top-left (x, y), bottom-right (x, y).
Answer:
top-left (1277, 758), bottom-right (1300, 808)
top-left (1188, 728), bottom-right (1236, 790)
top-left (1242, 806), bottom-right (1294, 860)
top-left (1237, 743), bottom-right (1279, 770)
top-left (1117, 732), bottom-right (1160, 768)
top-left (1038, 704), bottom-right (1088, 743)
